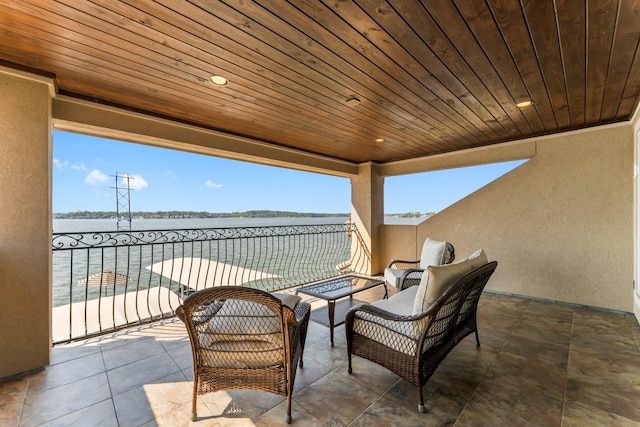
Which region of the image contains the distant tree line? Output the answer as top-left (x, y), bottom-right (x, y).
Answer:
top-left (388, 211), bottom-right (436, 218)
top-left (53, 210), bottom-right (349, 219)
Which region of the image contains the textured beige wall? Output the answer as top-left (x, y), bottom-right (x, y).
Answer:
top-left (379, 224), bottom-right (419, 271)
top-left (382, 125), bottom-right (633, 312)
top-left (633, 109), bottom-right (640, 322)
top-left (351, 163), bottom-right (384, 274)
top-left (0, 70), bottom-right (53, 377)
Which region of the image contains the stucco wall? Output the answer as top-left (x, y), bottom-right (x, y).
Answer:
top-left (0, 71), bottom-right (52, 377)
top-left (379, 224), bottom-right (419, 269)
top-left (382, 125), bottom-right (633, 312)
top-left (351, 163), bottom-right (384, 274)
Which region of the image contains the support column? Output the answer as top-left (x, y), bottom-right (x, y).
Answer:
top-left (0, 68), bottom-right (53, 378)
top-left (350, 162), bottom-right (384, 275)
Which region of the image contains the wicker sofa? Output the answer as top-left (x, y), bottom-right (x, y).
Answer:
top-left (346, 251), bottom-right (497, 412)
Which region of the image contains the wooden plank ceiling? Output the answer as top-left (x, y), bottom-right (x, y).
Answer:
top-left (0, 0), bottom-right (638, 164)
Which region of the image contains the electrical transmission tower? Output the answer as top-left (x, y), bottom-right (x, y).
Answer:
top-left (113, 173), bottom-right (132, 231)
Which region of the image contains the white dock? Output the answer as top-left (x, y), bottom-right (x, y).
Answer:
top-left (52, 287), bottom-right (180, 342)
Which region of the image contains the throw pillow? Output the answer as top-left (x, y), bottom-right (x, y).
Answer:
top-left (465, 249), bottom-right (488, 269)
top-left (413, 260), bottom-right (473, 314)
top-left (419, 238), bottom-right (448, 268)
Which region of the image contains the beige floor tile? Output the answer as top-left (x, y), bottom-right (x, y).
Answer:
top-left (198, 388), bottom-right (285, 423)
top-left (102, 336), bottom-right (165, 370)
top-left (255, 400), bottom-right (321, 426)
top-left (500, 333), bottom-right (569, 369)
top-left (140, 398), bottom-right (221, 427)
top-left (113, 371), bottom-right (190, 426)
top-left (26, 352), bottom-right (105, 394)
top-left (565, 367), bottom-right (640, 422)
top-left (0, 376), bottom-right (28, 427)
top-left (107, 352), bottom-right (181, 396)
top-left (20, 373), bottom-right (111, 427)
top-left (38, 399), bottom-right (117, 427)
top-left (456, 373), bottom-right (564, 426)
top-left (293, 368), bottom-right (382, 425)
top-left (49, 342), bottom-right (102, 365)
top-left (562, 398), bottom-right (640, 427)
top-left (350, 397), bottom-right (458, 427)
top-left (161, 338), bottom-right (194, 371)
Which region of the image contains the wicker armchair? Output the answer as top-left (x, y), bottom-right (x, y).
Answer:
top-left (346, 261), bottom-right (497, 412)
top-left (176, 286), bottom-right (311, 423)
top-left (384, 239), bottom-right (455, 290)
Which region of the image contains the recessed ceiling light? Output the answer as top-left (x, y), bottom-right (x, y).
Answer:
top-left (515, 98), bottom-right (533, 108)
top-left (209, 75), bottom-right (229, 86)
top-left (375, 138), bottom-right (385, 143)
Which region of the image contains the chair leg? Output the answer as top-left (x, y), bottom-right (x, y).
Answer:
top-left (286, 393), bottom-right (293, 424)
top-left (191, 375), bottom-right (198, 421)
top-left (299, 315), bottom-right (309, 368)
top-left (417, 388), bottom-right (425, 413)
top-left (475, 329), bottom-right (481, 348)
top-left (191, 396), bottom-right (197, 421)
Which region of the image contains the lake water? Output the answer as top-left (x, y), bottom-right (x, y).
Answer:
top-left (53, 215), bottom-right (422, 233)
top-left (51, 216), bottom-right (355, 307)
top-left (53, 216), bottom-right (350, 233)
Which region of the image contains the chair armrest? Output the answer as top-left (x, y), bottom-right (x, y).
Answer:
top-left (176, 305), bottom-right (186, 323)
top-left (385, 259), bottom-right (420, 270)
top-left (397, 269), bottom-right (425, 291)
top-left (347, 302), bottom-right (431, 323)
top-left (281, 301), bottom-right (311, 333)
top-left (346, 303), bottom-right (435, 355)
top-left (286, 301), bottom-right (311, 327)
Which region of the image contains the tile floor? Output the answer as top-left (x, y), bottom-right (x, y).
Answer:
top-left (2, 286), bottom-right (640, 426)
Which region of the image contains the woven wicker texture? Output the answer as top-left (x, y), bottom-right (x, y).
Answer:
top-left (177, 286), bottom-right (310, 423)
top-left (346, 261), bottom-right (497, 412)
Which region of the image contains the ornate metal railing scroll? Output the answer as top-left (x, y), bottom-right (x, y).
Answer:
top-left (51, 223), bottom-right (369, 344)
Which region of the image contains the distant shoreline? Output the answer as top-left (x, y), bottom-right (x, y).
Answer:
top-left (53, 210), bottom-right (349, 220)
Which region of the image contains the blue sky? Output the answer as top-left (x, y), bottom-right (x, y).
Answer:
top-left (53, 130), bottom-right (525, 214)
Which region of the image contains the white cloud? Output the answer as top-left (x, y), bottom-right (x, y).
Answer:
top-left (85, 169), bottom-right (109, 185)
top-left (205, 180), bottom-right (223, 189)
top-left (71, 162), bottom-right (89, 172)
top-left (53, 158), bottom-right (68, 169)
top-left (54, 159), bottom-right (89, 172)
top-left (122, 174), bottom-right (148, 190)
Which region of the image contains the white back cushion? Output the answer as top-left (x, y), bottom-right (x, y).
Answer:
top-left (419, 238), bottom-right (447, 269)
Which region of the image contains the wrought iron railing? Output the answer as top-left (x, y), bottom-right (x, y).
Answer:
top-left (52, 223), bottom-right (369, 343)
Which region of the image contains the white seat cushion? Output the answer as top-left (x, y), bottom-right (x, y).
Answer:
top-left (385, 285), bottom-right (419, 307)
top-left (200, 339), bottom-right (283, 368)
top-left (370, 290), bottom-right (416, 316)
top-left (353, 286), bottom-right (425, 355)
top-left (383, 268), bottom-right (406, 289)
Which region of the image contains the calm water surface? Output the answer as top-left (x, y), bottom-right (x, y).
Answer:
top-left (53, 216), bottom-right (349, 233)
